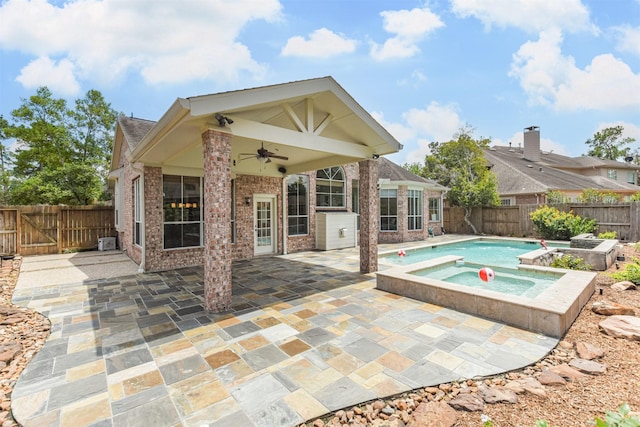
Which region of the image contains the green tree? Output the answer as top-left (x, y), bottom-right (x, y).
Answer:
top-left (585, 125), bottom-right (635, 161)
top-left (68, 89), bottom-right (118, 174)
top-left (421, 125), bottom-right (500, 234)
top-left (0, 116), bottom-right (14, 205)
top-left (5, 87), bottom-right (117, 205)
top-left (546, 190), bottom-right (567, 204)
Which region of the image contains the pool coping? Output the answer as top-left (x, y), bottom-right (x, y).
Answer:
top-left (376, 255), bottom-right (596, 338)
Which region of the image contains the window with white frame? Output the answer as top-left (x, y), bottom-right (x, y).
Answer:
top-left (287, 175), bottom-right (309, 236)
top-left (316, 167), bottom-right (345, 207)
top-left (163, 175), bottom-right (202, 249)
top-left (608, 169), bottom-right (617, 180)
top-left (133, 178), bottom-right (141, 246)
top-left (628, 171), bottom-right (636, 184)
top-left (380, 188), bottom-right (398, 231)
top-left (408, 189), bottom-right (423, 230)
top-left (500, 198), bottom-right (512, 206)
top-left (428, 197), bottom-right (441, 221)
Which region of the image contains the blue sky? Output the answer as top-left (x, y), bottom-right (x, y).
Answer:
top-left (1, 0), bottom-right (639, 165)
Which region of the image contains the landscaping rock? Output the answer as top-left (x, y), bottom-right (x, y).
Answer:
top-left (611, 281), bottom-right (637, 291)
top-left (568, 358), bottom-right (606, 374)
top-left (537, 369), bottom-right (567, 386)
top-left (592, 301), bottom-right (635, 316)
top-left (599, 315), bottom-right (640, 341)
top-left (515, 377), bottom-right (546, 397)
top-left (448, 393), bottom-right (484, 412)
top-left (409, 401), bottom-right (457, 427)
top-left (479, 386), bottom-right (518, 404)
top-left (575, 342), bottom-right (604, 360)
top-left (549, 363), bottom-right (587, 381)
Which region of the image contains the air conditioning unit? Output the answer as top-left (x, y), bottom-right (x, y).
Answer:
top-left (98, 237), bottom-right (116, 251)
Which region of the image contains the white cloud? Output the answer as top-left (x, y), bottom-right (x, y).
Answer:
top-left (374, 102), bottom-right (463, 164)
top-left (15, 56), bottom-right (80, 95)
top-left (613, 25), bottom-right (640, 57)
top-left (451, 0), bottom-right (597, 34)
top-left (0, 0), bottom-right (282, 91)
top-left (281, 28), bottom-right (357, 58)
top-left (509, 29), bottom-right (640, 111)
top-left (370, 6), bottom-right (444, 61)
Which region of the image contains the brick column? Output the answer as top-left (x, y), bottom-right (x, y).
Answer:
top-left (202, 129), bottom-right (232, 312)
top-left (359, 159), bottom-right (378, 273)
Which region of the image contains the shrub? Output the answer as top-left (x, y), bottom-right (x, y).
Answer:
top-left (630, 192), bottom-right (640, 202)
top-left (598, 231), bottom-right (617, 239)
top-left (550, 254), bottom-right (592, 271)
top-left (578, 188), bottom-right (603, 203)
top-left (609, 257), bottom-right (640, 284)
top-left (530, 205), bottom-right (598, 240)
top-left (594, 402), bottom-right (640, 427)
top-left (546, 190), bottom-right (567, 204)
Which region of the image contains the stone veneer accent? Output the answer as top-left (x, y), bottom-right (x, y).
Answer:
top-left (202, 129), bottom-right (232, 312)
top-left (358, 159), bottom-right (378, 273)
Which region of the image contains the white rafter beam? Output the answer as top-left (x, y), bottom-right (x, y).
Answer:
top-left (282, 102), bottom-right (307, 133)
top-left (228, 117), bottom-right (374, 159)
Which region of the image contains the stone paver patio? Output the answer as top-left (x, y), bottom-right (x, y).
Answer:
top-left (11, 239), bottom-right (558, 427)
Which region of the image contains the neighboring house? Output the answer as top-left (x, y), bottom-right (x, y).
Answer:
top-left (109, 77), bottom-right (445, 312)
top-left (484, 126), bottom-right (640, 205)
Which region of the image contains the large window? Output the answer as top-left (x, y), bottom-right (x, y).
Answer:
top-left (408, 189), bottom-right (423, 230)
top-left (608, 169), bottom-right (617, 180)
top-left (428, 197), bottom-right (441, 221)
top-left (628, 171), bottom-right (636, 184)
top-left (163, 175), bottom-right (202, 249)
top-left (380, 188), bottom-right (398, 231)
top-left (316, 167), bottom-right (345, 207)
top-left (288, 175), bottom-right (309, 236)
top-left (133, 178), bottom-right (141, 246)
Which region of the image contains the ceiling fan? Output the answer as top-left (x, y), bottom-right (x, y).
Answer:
top-left (239, 142), bottom-right (289, 164)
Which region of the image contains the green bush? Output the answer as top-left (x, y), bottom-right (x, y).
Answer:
top-left (609, 257), bottom-right (640, 284)
top-left (550, 254), bottom-right (592, 271)
top-left (530, 205), bottom-right (598, 240)
top-left (630, 192), bottom-right (640, 202)
top-left (546, 190), bottom-right (567, 204)
top-left (595, 402), bottom-right (640, 427)
top-left (598, 231), bottom-right (617, 239)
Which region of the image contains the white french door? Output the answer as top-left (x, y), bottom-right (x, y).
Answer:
top-left (254, 195), bottom-right (277, 255)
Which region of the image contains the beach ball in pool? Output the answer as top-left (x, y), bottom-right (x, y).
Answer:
top-left (478, 267), bottom-right (495, 282)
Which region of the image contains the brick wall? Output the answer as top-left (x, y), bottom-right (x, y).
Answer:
top-left (232, 175), bottom-right (283, 259)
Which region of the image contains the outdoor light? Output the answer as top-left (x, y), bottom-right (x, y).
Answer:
top-left (215, 113), bottom-right (233, 127)
top-left (245, 197), bottom-right (251, 206)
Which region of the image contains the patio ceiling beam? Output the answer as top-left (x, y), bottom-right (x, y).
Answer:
top-left (228, 117), bottom-right (375, 159)
top-left (285, 156), bottom-right (363, 175)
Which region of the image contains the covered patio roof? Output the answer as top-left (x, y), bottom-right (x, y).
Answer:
top-left (126, 76), bottom-right (402, 177)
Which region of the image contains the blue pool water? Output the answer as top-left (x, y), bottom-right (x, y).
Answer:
top-left (383, 239), bottom-right (567, 269)
top-left (412, 262), bottom-right (561, 297)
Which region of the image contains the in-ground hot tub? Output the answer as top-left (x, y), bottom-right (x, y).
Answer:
top-left (376, 255), bottom-right (596, 338)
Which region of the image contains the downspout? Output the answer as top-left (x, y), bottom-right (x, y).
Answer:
top-left (282, 176), bottom-right (288, 255)
top-left (440, 191), bottom-right (447, 233)
top-left (132, 163), bottom-right (145, 273)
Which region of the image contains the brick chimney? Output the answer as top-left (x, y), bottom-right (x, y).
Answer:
top-left (523, 126), bottom-right (540, 162)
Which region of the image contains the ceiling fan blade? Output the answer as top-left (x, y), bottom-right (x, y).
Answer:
top-left (268, 154), bottom-right (289, 160)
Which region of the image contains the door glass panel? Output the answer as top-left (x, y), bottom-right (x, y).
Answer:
top-left (256, 201), bottom-right (272, 247)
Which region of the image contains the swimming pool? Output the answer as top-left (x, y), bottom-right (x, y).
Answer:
top-left (412, 262), bottom-right (561, 298)
top-left (381, 238), bottom-right (568, 268)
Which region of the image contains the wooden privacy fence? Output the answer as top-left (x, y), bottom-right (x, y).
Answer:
top-left (0, 205), bottom-right (115, 256)
top-left (444, 202), bottom-right (640, 242)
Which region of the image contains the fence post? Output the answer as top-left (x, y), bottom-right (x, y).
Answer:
top-left (631, 202), bottom-right (639, 242)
